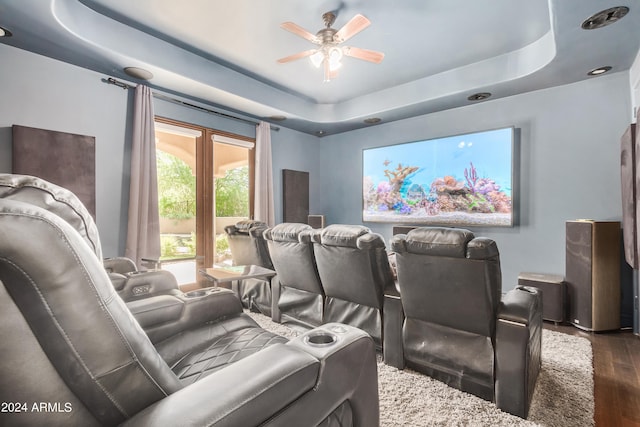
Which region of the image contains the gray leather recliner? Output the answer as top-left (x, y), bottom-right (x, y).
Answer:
top-left (384, 227), bottom-right (542, 418)
top-left (264, 223), bottom-right (325, 328)
top-left (312, 224), bottom-right (396, 348)
top-left (225, 220), bottom-right (274, 315)
top-left (0, 174), bottom-right (180, 302)
top-left (0, 174), bottom-right (290, 374)
top-left (0, 197), bottom-right (380, 426)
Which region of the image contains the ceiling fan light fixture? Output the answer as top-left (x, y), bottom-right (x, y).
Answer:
top-left (328, 47), bottom-right (343, 67)
top-left (310, 51), bottom-right (324, 68)
top-left (279, 12), bottom-right (383, 82)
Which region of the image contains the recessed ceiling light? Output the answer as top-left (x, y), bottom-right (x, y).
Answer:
top-left (268, 115), bottom-right (287, 121)
top-left (316, 130), bottom-right (326, 136)
top-left (587, 66), bottom-right (612, 76)
top-left (364, 117), bottom-right (382, 124)
top-left (0, 26), bottom-right (12, 37)
top-left (124, 66), bottom-right (153, 80)
top-left (581, 6), bottom-right (629, 30)
top-left (467, 92), bottom-right (492, 102)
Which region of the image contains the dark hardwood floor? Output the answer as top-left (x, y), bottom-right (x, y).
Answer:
top-left (545, 323), bottom-right (640, 427)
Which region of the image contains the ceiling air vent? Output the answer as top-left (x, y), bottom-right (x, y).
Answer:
top-left (467, 92), bottom-right (492, 102)
top-left (581, 6), bottom-right (629, 30)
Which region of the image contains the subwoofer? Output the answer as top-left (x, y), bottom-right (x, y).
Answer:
top-left (565, 220), bottom-right (621, 331)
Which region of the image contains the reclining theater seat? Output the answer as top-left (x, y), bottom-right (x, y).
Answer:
top-left (0, 174), bottom-right (292, 375)
top-left (264, 223), bottom-right (325, 328)
top-left (312, 224), bottom-right (395, 348)
top-left (0, 198), bottom-right (380, 426)
top-left (225, 220), bottom-right (274, 315)
top-left (385, 227), bottom-right (542, 418)
top-left (0, 174), bottom-right (179, 302)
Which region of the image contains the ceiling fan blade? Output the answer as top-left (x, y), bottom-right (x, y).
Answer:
top-left (277, 49), bottom-right (318, 63)
top-left (280, 22), bottom-right (319, 43)
top-left (334, 14), bottom-right (371, 43)
top-left (342, 46), bottom-right (385, 63)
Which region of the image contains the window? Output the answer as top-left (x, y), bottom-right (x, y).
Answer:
top-left (154, 118), bottom-right (255, 288)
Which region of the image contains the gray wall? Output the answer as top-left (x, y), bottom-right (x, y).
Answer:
top-left (316, 72), bottom-right (632, 290)
top-left (0, 43), bottom-right (633, 290)
top-left (0, 44), bottom-right (320, 256)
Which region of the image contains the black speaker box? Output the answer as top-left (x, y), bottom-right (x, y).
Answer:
top-left (517, 273), bottom-right (565, 323)
top-left (565, 220), bottom-right (621, 331)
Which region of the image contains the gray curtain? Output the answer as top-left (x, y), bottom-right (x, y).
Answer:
top-left (254, 121), bottom-right (275, 226)
top-left (125, 85), bottom-right (160, 267)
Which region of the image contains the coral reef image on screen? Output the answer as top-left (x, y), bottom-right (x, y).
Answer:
top-left (363, 127), bottom-right (514, 226)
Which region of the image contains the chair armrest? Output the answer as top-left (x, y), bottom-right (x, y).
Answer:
top-left (140, 257), bottom-right (161, 269)
top-left (495, 286), bottom-right (543, 418)
top-left (271, 274), bottom-right (282, 323)
top-left (498, 286), bottom-right (542, 326)
top-left (103, 256), bottom-right (136, 274)
top-left (126, 295), bottom-right (185, 328)
top-left (115, 270), bottom-right (180, 302)
top-left (126, 288), bottom-right (244, 344)
top-left (122, 344), bottom-right (319, 427)
top-left (124, 323), bottom-right (379, 427)
top-left (383, 282), bottom-right (405, 369)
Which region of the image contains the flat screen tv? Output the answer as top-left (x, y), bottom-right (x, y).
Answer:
top-left (363, 127), bottom-right (516, 227)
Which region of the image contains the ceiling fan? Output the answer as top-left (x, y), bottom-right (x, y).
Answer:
top-left (277, 11), bottom-right (384, 82)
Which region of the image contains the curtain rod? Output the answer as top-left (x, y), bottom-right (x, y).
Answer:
top-left (103, 77), bottom-right (279, 131)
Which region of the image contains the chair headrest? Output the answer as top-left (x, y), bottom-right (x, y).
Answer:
top-left (391, 227), bottom-right (475, 258)
top-left (236, 220), bottom-right (267, 231)
top-left (317, 224), bottom-right (385, 250)
top-left (0, 174), bottom-right (102, 258)
top-left (225, 220), bottom-right (267, 236)
top-left (264, 222), bottom-right (312, 242)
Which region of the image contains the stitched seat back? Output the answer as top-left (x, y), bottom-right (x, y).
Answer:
top-left (225, 220), bottom-right (273, 269)
top-left (390, 226), bottom-right (502, 400)
top-left (0, 199), bottom-right (182, 426)
top-left (312, 224), bottom-right (394, 346)
top-left (264, 223), bottom-right (323, 295)
top-left (264, 223), bottom-right (324, 327)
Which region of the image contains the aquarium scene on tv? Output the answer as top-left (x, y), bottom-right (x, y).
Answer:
top-left (363, 127), bottom-right (515, 227)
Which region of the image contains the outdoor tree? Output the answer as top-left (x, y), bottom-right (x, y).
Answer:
top-left (156, 150), bottom-right (196, 219)
top-left (215, 166), bottom-right (249, 217)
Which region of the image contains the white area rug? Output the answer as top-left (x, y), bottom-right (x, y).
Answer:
top-left (246, 312), bottom-right (594, 427)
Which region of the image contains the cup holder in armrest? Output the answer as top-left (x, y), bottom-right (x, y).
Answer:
top-left (304, 331), bottom-right (338, 347)
top-left (183, 287), bottom-right (223, 298)
top-left (184, 290), bottom-right (208, 298)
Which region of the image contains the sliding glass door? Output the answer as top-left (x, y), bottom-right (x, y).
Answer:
top-left (212, 134), bottom-right (254, 265)
top-left (154, 118), bottom-right (254, 288)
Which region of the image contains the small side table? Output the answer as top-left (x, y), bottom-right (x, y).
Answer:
top-left (199, 265), bottom-right (276, 291)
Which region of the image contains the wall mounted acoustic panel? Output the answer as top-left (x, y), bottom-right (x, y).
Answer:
top-left (282, 169), bottom-right (309, 224)
top-left (12, 125), bottom-right (96, 218)
top-left (565, 220), bottom-right (620, 331)
top-left (620, 122), bottom-right (640, 334)
top-left (307, 215), bottom-right (325, 229)
top-left (621, 123), bottom-right (638, 268)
